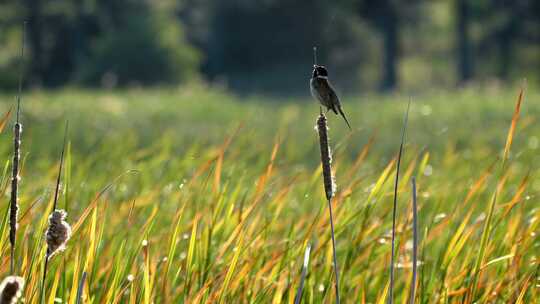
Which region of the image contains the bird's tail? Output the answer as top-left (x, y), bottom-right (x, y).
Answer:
top-left (337, 106), bottom-right (352, 130)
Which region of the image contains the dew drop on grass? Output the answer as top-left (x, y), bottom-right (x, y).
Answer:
top-left (434, 213), bottom-right (446, 223)
top-left (475, 212), bottom-right (486, 223)
top-left (439, 126), bottom-right (449, 134)
top-left (405, 240), bottom-right (413, 250)
top-left (423, 165), bottom-right (433, 176)
top-left (421, 105), bottom-right (432, 116)
top-left (528, 136), bottom-right (539, 149)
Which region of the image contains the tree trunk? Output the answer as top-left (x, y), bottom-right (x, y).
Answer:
top-left (26, 0), bottom-right (43, 85)
top-left (497, 7), bottom-right (518, 80)
top-left (380, 5), bottom-right (398, 92)
top-left (456, 0), bottom-right (473, 84)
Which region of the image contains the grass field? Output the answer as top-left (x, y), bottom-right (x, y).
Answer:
top-left (0, 84), bottom-right (539, 303)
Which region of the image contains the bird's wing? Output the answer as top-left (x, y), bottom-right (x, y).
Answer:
top-left (327, 82), bottom-right (352, 130)
top-left (326, 82), bottom-right (339, 114)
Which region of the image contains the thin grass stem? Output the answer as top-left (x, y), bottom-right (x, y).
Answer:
top-left (76, 271), bottom-right (87, 304)
top-left (388, 99), bottom-right (411, 304)
top-left (409, 177), bottom-right (418, 304)
top-left (294, 243), bottom-right (312, 304)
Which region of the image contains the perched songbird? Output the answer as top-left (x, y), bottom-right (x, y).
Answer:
top-left (310, 65), bottom-right (352, 130)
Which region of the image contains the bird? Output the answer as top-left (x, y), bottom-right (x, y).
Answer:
top-left (310, 64), bottom-right (352, 130)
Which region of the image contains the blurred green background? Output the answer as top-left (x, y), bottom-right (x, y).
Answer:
top-left (0, 2), bottom-right (539, 302)
top-left (0, 0), bottom-right (539, 93)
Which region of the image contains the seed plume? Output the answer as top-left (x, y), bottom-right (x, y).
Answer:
top-left (0, 276), bottom-right (24, 304)
top-left (45, 209), bottom-right (72, 258)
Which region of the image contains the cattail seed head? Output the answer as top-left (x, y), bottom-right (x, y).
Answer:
top-left (316, 114), bottom-right (335, 200)
top-left (9, 122), bottom-right (23, 246)
top-left (9, 122), bottom-right (23, 275)
top-left (45, 209), bottom-right (71, 258)
top-left (0, 276), bottom-right (24, 304)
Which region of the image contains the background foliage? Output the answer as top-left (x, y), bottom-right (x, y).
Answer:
top-left (0, 0), bottom-right (539, 91)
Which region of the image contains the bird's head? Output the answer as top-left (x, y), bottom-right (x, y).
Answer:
top-left (312, 65), bottom-right (328, 78)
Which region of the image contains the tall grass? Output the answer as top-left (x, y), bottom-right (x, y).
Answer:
top-left (0, 86), bottom-right (537, 303)
top-left (467, 86), bottom-right (525, 302)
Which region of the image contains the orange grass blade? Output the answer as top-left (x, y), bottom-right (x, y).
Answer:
top-left (0, 108), bottom-right (12, 133)
top-left (502, 87), bottom-right (525, 163)
top-left (469, 86), bottom-right (526, 302)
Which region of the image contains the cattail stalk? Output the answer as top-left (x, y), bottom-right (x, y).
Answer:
top-left (76, 271), bottom-right (87, 304)
top-left (388, 100), bottom-right (411, 304)
top-left (294, 243), bottom-right (312, 304)
top-left (409, 177), bottom-right (418, 304)
top-left (9, 22), bottom-right (26, 276)
top-left (41, 122), bottom-right (70, 304)
top-left (316, 113), bottom-right (340, 304)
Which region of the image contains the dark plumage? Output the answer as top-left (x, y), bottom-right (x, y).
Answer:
top-left (310, 65), bottom-right (352, 130)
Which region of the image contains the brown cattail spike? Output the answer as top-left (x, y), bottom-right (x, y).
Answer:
top-left (315, 112), bottom-right (340, 303)
top-left (0, 276), bottom-right (24, 304)
top-left (316, 113), bottom-right (335, 200)
top-left (9, 21), bottom-right (26, 276)
top-left (45, 209), bottom-right (72, 259)
top-left (9, 122), bottom-right (22, 247)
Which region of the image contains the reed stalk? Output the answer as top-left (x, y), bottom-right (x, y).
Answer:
top-left (316, 113), bottom-right (340, 304)
top-left (9, 21), bottom-right (26, 276)
top-left (388, 100), bottom-right (411, 304)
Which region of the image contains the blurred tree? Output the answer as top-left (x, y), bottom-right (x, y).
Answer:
top-left (0, 0), bottom-right (538, 90)
top-left (357, 0), bottom-right (399, 91)
top-left (180, 0), bottom-right (367, 93)
top-left (467, 0), bottom-right (540, 82)
top-left (354, 0), bottom-right (424, 91)
top-left (455, 0), bottom-right (473, 83)
top-left (487, 0), bottom-right (539, 80)
top-left (79, 0), bottom-right (199, 86)
top-left (0, 0), bottom-right (199, 88)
